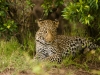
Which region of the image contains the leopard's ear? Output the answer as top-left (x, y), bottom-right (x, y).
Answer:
top-left (54, 19), bottom-right (59, 28)
top-left (36, 19), bottom-right (43, 27)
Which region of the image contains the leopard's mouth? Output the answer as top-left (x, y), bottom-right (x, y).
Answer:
top-left (36, 39), bottom-right (54, 45)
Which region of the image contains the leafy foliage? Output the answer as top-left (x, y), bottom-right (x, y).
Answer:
top-left (0, 0), bottom-right (17, 34)
top-left (1, 20), bottom-right (17, 32)
top-left (41, 0), bottom-right (64, 16)
top-left (62, 0), bottom-right (100, 26)
top-left (26, 0), bottom-right (34, 8)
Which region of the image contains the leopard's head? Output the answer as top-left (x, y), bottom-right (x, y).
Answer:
top-left (36, 19), bottom-right (59, 44)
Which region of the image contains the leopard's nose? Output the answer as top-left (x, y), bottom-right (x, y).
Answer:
top-left (45, 33), bottom-right (54, 43)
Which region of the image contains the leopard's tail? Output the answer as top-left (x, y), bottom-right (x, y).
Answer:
top-left (83, 42), bottom-right (99, 54)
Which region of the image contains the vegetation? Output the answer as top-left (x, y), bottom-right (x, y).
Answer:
top-left (0, 0), bottom-right (17, 39)
top-left (42, 0), bottom-right (64, 16)
top-left (62, 0), bottom-right (100, 42)
top-left (0, 0), bottom-right (100, 75)
top-left (62, 0), bottom-right (99, 25)
top-left (0, 38), bottom-right (100, 75)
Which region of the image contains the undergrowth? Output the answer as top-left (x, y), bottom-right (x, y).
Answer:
top-left (0, 37), bottom-right (100, 75)
top-left (0, 37), bottom-right (35, 74)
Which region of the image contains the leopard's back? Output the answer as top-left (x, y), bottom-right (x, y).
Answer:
top-left (57, 35), bottom-right (98, 57)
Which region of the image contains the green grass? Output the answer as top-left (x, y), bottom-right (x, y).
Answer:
top-left (0, 37), bottom-right (35, 73)
top-left (0, 37), bottom-right (100, 75)
top-left (0, 37), bottom-right (52, 75)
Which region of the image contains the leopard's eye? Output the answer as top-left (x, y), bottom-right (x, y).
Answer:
top-left (45, 31), bottom-right (47, 33)
top-left (44, 30), bottom-right (47, 33)
top-left (40, 21), bottom-right (44, 24)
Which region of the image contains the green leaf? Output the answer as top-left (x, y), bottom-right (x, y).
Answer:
top-left (96, 0), bottom-right (98, 4)
top-left (0, 11), bottom-right (6, 16)
top-left (85, 18), bottom-right (89, 24)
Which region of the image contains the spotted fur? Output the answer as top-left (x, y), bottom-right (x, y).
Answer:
top-left (34, 19), bottom-right (98, 63)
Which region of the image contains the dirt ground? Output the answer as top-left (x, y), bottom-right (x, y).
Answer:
top-left (0, 63), bottom-right (100, 75)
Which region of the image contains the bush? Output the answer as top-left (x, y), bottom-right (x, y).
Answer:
top-left (0, 0), bottom-right (17, 38)
top-left (62, 0), bottom-right (100, 25)
top-left (62, 0), bottom-right (100, 43)
top-left (42, 0), bottom-right (64, 16)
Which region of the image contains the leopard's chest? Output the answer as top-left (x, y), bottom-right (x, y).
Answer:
top-left (36, 42), bottom-right (58, 57)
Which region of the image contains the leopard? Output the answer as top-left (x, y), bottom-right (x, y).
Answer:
top-left (34, 19), bottom-right (98, 63)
